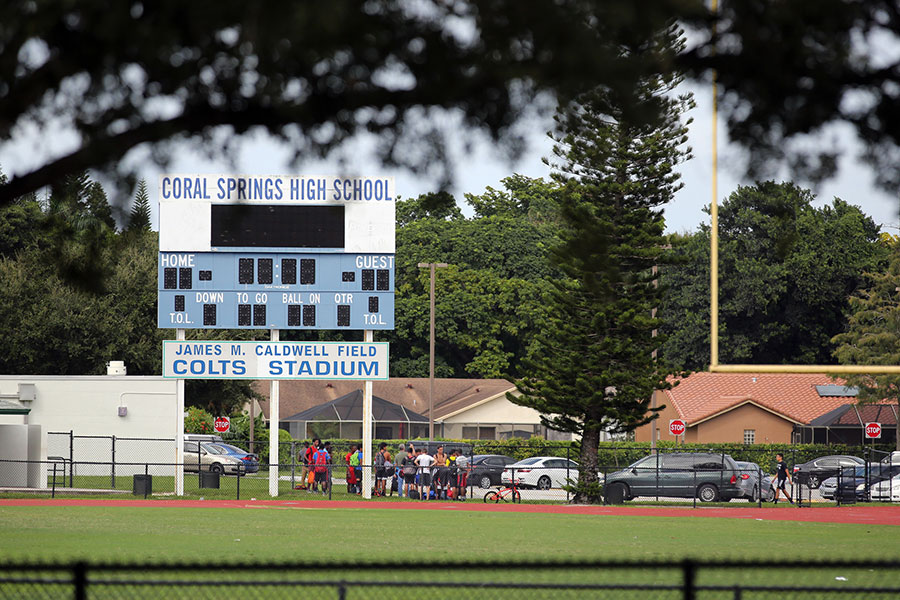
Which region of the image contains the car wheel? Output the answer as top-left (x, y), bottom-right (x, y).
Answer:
top-left (210, 463), bottom-right (224, 474)
top-left (751, 485), bottom-right (760, 503)
top-left (808, 475), bottom-right (820, 489)
top-left (697, 483), bottom-right (719, 502)
top-left (479, 475), bottom-right (492, 489)
top-left (483, 491), bottom-right (500, 503)
top-left (763, 486), bottom-right (775, 502)
top-left (537, 476), bottom-right (552, 491)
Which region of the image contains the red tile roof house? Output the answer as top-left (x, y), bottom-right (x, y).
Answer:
top-left (252, 378), bottom-right (576, 441)
top-left (634, 372), bottom-right (898, 446)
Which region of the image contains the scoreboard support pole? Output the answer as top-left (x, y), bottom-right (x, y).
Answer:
top-left (362, 330), bottom-right (374, 499)
top-left (269, 329), bottom-right (280, 497)
top-left (175, 328), bottom-right (185, 496)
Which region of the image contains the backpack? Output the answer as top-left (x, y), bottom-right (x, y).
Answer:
top-left (314, 449), bottom-right (328, 473)
top-left (349, 452), bottom-right (360, 467)
top-left (375, 450), bottom-right (386, 468)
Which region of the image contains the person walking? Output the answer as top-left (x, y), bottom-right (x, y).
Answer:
top-left (773, 453), bottom-right (793, 504)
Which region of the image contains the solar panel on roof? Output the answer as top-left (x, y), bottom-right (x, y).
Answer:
top-left (815, 385), bottom-right (859, 397)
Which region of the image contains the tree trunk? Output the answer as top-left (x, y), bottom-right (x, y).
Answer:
top-left (574, 422), bottom-right (602, 504)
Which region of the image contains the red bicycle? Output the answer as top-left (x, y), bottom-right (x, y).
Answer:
top-left (483, 481), bottom-right (521, 503)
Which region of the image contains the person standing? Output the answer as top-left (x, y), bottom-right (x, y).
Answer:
top-left (374, 442), bottom-right (388, 496)
top-left (394, 444), bottom-right (408, 497)
top-left (415, 447), bottom-right (435, 500)
top-left (401, 445), bottom-right (417, 498)
top-left (346, 444), bottom-right (359, 494)
top-left (297, 441), bottom-right (311, 490)
top-left (773, 453), bottom-right (793, 504)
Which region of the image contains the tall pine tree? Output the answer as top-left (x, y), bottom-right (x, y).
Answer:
top-left (510, 24), bottom-right (693, 503)
top-left (127, 179), bottom-right (152, 233)
top-left (832, 243), bottom-right (900, 450)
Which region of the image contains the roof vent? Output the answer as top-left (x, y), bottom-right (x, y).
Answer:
top-left (751, 377), bottom-right (757, 383)
top-left (406, 383), bottom-right (413, 388)
top-left (107, 361), bottom-right (127, 376)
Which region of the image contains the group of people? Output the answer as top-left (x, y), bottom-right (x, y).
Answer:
top-left (395, 443), bottom-right (469, 500)
top-left (298, 441), bottom-right (471, 500)
top-left (297, 438), bottom-right (332, 494)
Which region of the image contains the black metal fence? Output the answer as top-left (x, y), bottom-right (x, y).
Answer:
top-left (4, 558), bottom-right (900, 599)
top-left (14, 434), bottom-right (896, 504)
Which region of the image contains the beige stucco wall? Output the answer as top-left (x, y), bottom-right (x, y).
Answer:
top-left (692, 403), bottom-right (794, 444)
top-left (634, 390), bottom-right (679, 443)
top-left (440, 393), bottom-right (542, 424)
top-left (635, 392), bottom-right (796, 444)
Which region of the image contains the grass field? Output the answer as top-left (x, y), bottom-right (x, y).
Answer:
top-left (4, 503), bottom-right (900, 598)
top-left (1, 504), bottom-right (896, 562)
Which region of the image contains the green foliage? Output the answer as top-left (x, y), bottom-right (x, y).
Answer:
top-left (184, 407), bottom-right (214, 434)
top-left (0, 1), bottom-right (687, 207)
top-left (659, 182), bottom-right (888, 370)
top-left (127, 179), bottom-right (152, 233)
top-left (511, 24), bottom-right (693, 503)
top-left (244, 427), bottom-right (294, 465)
top-left (833, 248), bottom-right (900, 449)
top-left (388, 176), bottom-right (562, 378)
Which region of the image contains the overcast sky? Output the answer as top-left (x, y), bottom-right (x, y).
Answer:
top-left (2, 82), bottom-right (897, 234)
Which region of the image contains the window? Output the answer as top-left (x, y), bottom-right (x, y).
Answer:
top-left (743, 429), bottom-right (755, 445)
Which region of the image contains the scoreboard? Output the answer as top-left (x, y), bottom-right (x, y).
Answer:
top-left (157, 175), bottom-right (395, 330)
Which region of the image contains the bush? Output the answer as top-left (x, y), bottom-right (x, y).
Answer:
top-left (184, 407), bottom-right (214, 434)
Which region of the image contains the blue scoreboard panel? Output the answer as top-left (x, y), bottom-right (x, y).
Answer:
top-left (157, 252), bottom-right (394, 329)
top-left (157, 175), bottom-right (395, 331)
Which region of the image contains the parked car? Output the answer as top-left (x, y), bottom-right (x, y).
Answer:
top-left (820, 466), bottom-right (868, 500)
top-left (734, 461), bottom-right (774, 502)
top-left (603, 452), bottom-right (744, 503)
top-left (501, 457), bottom-right (598, 490)
top-left (184, 441), bottom-right (258, 475)
top-left (870, 473), bottom-right (900, 501)
top-left (792, 455), bottom-right (865, 489)
top-left (820, 463), bottom-right (900, 500)
top-left (468, 455), bottom-right (517, 489)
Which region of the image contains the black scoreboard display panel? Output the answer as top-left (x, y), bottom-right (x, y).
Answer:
top-left (210, 205), bottom-right (345, 248)
top-left (158, 174), bottom-right (395, 330)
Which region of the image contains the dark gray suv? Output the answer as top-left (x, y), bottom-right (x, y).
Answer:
top-left (604, 452), bottom-right (743, 503)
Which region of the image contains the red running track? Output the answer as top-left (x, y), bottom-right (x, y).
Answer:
top-left (2, 498), bottom-right (900, 526)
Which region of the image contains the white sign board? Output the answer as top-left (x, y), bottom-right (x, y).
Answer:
top-left (158, 174), bottom-right (395, 253)
top-left (162, 341), bottom-right (389, 380)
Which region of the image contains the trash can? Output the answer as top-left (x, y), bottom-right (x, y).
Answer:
top-left (133, 474), bottom-right (152, 496)
top-left (837, 483), bottom-right (856, 505)
top-left (200, 471), bottom-right (220, 489)
top-left (605, 483), bottom-right (625, 505)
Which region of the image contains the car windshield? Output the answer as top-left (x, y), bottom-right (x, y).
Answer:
top-left (626, 456), bottom-right (658, 470)
top-left (216, 444), bottom-right (249, 454)
top-left (204, 444), bottom-right (227, 455)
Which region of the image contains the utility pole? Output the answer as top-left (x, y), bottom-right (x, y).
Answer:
top-left (418, 262), bottom-right (448, 440)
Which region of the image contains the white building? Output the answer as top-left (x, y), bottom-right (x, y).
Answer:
top-left (0, 373), bottom-right (178, 487)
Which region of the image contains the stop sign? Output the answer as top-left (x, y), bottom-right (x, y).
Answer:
top-left (865, 422), bottom-right (882, 439)
top-left (214, 416), bottom-right (231, 434)
top-left (669, 419), bottom-right (686, 436)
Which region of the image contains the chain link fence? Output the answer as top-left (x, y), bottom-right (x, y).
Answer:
top-left (6, 434), bottom-right (894, 505)
top-left (4, 559), bottom-right (900, 599)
